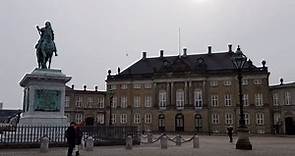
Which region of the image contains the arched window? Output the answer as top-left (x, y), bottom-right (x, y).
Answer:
top-left (195, 114), bottom-right (202, 133)
top-left (175, 113), bottom-right (184, 132)
top-left (158, 114), bottom-right (165, 132)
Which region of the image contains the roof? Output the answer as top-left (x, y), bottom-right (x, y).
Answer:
top-left (270, 82), bottom-right (295, 90)
top-left (107, 51), bottom-right (268, 81)
top-left (66, 86), bottom-right (106, 95)
top-left (0, 109), bottom-right (22, 123)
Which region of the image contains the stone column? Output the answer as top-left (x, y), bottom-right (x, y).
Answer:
top-left (153, 83), bottom-right (157, 108)
top-left (189, 81), bottom-right (193, 107)
top-left (176, 134), bottom-right (181, 146)
top-left (40, 136), bottom-right (49, 153)
top-left (125, 135), bottom-right (133, 150)
top-left (193, 135), bottom-right (200, 148)
top-left (184, 81), bottom-right (188, 106)
top-left (160, 135), bottom-right (168, 149)
top-left (171, 82), bottom-right (174, 107)
top-left (167, 82), bottom-right (170, 108)
top-left (85, 136), bottom-right (94, 151)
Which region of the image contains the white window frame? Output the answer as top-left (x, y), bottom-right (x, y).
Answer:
top-left (76, 96), bottom-right (82, 107)
top-left (110, 84), bottom-right (117, 90)
top-left (112, 96), bottom-right (117, 108)
top-left (75, 113), bottom-right (83, 123)
top-left (65, 113), bottom-right (71, 122)
top-left (242, 79), bottom-right (248, 85)
top-left (133, 83), bottom-right (141, 89)
top-left (176, 89), bottom-right (184, 110)
top-left (145, 113), bottom-right (152, 124)
top-left (253, 79), bottom-right (262, 85)
top-left (194, 90), bottom-right (203, 109)
top-left (65, 96), bottom-right (70, 107)
top-left (134, 113), bottom-right (141, 124)
top-left (210, 81), bottom-right (218, 87)
top-left (144, 83), bottom-right (152, 89)
top-left (211, 95), bottom-right (218, 107)
top-left (225, 113), bottom-right (233, 125)
top-left (224, 94), bottom-right (231, 106)
top-left (244, 113), bottom-right (250, 125)
top-left (111, 114), bottom-right (116, 124)
top-left (273, 113), bottom-right (281, 125)
top-left (87, 97), bottom-right (93, 108)
top-left (211, 113), bottom-right (219, 124)
top-left (98, 97), bottom-right (104, 109)
top-left (255, 93), bottom-right (263, 106)
top-left (134, 96), bottom-right (141, 108)
top-left (285, 92), bottom-right (291, 105)
top-left (121, 96), bottom-right (128, 108)
top-left (97, 113), bottom-right (104, 124)
top-left (224, 80), bottom-right (232, 86)
top-left (120, 114), bottom-right (128, 124)
top-left (159, 90), bottom-right (167, 110)
top-left (273, 93), bottom-right (279, 106)
top-left (256, 113), bottom-right (264, 125)
top-left (243, 94), bottom-right (249, 106)
top-left (145, 96), bottom-right (152, 107)
top-left (121, 84), bottom-right (128, 89)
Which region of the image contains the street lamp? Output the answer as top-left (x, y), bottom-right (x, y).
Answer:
top-left (107, 89), bottom-right (114, 126)
top-left (231, 45), bottom-right (252, 150)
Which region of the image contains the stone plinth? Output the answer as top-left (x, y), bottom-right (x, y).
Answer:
top-left (19, 68), bottom-right (71, 126)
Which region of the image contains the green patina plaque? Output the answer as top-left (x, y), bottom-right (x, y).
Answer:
top-left (34, 89), bottom-right (61, 112)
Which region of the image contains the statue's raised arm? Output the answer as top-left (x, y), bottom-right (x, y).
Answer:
top-left (35, 21), bottom-right (57, 69)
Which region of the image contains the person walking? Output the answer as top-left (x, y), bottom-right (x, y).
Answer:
top-left (74, 125), bottom-right (83, 156)
top-left (65, 122), bottom-right (76, 156)
top-left (227, 125), bottom-right (233, 143)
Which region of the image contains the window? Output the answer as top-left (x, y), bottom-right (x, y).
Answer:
top-left (98, 97), bottom-right (104, 108)
top-left (158, 114), bottom-right (165, 130)
top-left (121, 84), bottom-right (127, 89)
top-left (256, 113), bottom-right (264, 125)
top-left (210, 81), bottom-right (218, 87)
top-left (195, 114), bottom-right (202, 129)
top-left (253, 79), bottom-right (262, 85)
top-left (176, 89), bottom-right (184, 109)
top-left (224, 94), bottom-right (231, 106)
top-left (273, 93), bottom-right (279, 106)
top-left (65, 113), bottom-right (71, 122)
top-left (134, 113), bottom-right (141, 124)
top-left (145, 96), bottom-right (152, 107)
top-left (97, 113), bottom-right (104, 124)
top-left (211, 113), bottom-right (219, 124)
top-left (145, 113), bottom-right (152, 124)
top-left (75, 113), bottom-right (83, 123)
top-left (134, 96), bottom-right (141, 108)
top-left (159, 90), bottom-right (167, 109)
top-left (120, 114), bottom-right (127, 124)
top-left (224, 80), bottom-right (232, 86)
top-left (194, 90), bottom-right (203, 108)
top-left (112, 96), bottom-right (117, 108)
top-left (243, 94), bottom-right (249, 106)
top-left (110, 84), bottom-right (117, 90)
top-left (273, 113), bottom-right (281, 125)
top-left (211, 95), bottom-right (218, 107)
top-left (133, 83), bottom-right (141, 89)
top-left (225, 113), bottom-right (233, 125)
top-left (87, 97), bottom-right (93, 108)
top-left (76, 96), bottom-right (82, 107)
top-left (65, 96), bottom-right (70, 107)
top-left (255, 93), bottom-right (263, 106)
top-left (144, 83), bottom-right (152, 88)
top-left (244, 113), bottom-right (250, 125)
top-left (121, 96), bottom-right (128, 108)
top-left (242, 79), bottom-right (248, 85)
top-left (111, 114), bottom-right (116, 124)
top-left (285, 92), bottom-right (291, 105)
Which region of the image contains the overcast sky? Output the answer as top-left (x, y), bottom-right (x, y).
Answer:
top-left (1, 0), bottom-right (295, 109)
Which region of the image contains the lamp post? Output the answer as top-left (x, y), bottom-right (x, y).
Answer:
top-left (231, 45), bottom-right (252, 150)
top-left (107, 89), bottom-right (114, 126)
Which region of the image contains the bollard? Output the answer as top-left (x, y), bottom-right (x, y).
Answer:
top-left (160, 135), bottom-right (168, 149)
top-left (125, 135), bottom-right (133, 150)
top-left (176, 134), bottom-right (181, 146)
top-left (40, 136), bottom-right (49, 153)
top-left (193, 135), bottom-right (199, 148)
top-left (85, 136), bottom-right (94, 151)
top-left (147, 132), bottom-right (153, 143)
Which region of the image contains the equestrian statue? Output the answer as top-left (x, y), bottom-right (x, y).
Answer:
top-left (35, 21), bottom-right (58, 69)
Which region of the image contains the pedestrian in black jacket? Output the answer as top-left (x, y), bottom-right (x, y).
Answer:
top-left (227, 125), bottom-right (233, 143)
top-left (65, 122), bottom-right (76, 156)
top-left (75, 126), bottom-right (83, 156)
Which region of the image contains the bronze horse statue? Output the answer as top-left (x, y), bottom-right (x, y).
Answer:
top-left (35, 21), bottom-right (57, 69)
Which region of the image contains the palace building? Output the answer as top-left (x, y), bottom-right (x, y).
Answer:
top-left (64, 85), bottom-right (107, 126)
top-left (105, 45), bottom-right (272, 134)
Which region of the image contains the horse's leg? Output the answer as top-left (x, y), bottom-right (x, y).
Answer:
top-left (48, 56), bottom-right (51, 69)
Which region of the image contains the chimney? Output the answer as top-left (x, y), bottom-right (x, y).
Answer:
top-left (117, 67), bottom-right (120, 74)
top-left (0, 102), bottom-right (3, 110)
top-left (228, 44), bottom-right (233, 52)
top-left (208, 46), bottom-right (212, 54)
top-left (280, 78), bottom-right (284, 85)
top-left (142, 51), bottom-right (147, 59)
top-left (183, 48), bottom-right (187, 56)
top-left (160, 50), bottom-right (164, 58)
top-left (108, 69), bottom-right (111, 76)
top-left (83, 85), bottom-right (87, 91)
top-left (262, 60), bottom-right (266, 68)
top-left (95, 86), bottom-right (98, 91)
top-left (71, 84), bottom-right (74, 89)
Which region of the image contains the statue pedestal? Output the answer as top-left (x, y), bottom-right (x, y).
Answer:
top-left (19, 68), bottom-right (71, 126)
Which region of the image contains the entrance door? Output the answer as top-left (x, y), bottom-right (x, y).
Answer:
top-left (175, 113), bottom-right (184, 132)
top-left (285, 117), bottom-right (295, 135)
top-left (158, 114), bottom-right (165, 132)
top-left (85, 117), bottom-right (95, 126)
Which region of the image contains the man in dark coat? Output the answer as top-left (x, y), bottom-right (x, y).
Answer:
top-left (75, 126), bottom-right (83, 156)
top-left (65, 122), bottom-right (76, 156)
top-left (227, 125), bottom-right (233, 143)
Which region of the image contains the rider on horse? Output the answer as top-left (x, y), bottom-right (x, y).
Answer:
top-left (35, 21), bottom-right (57, 69)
